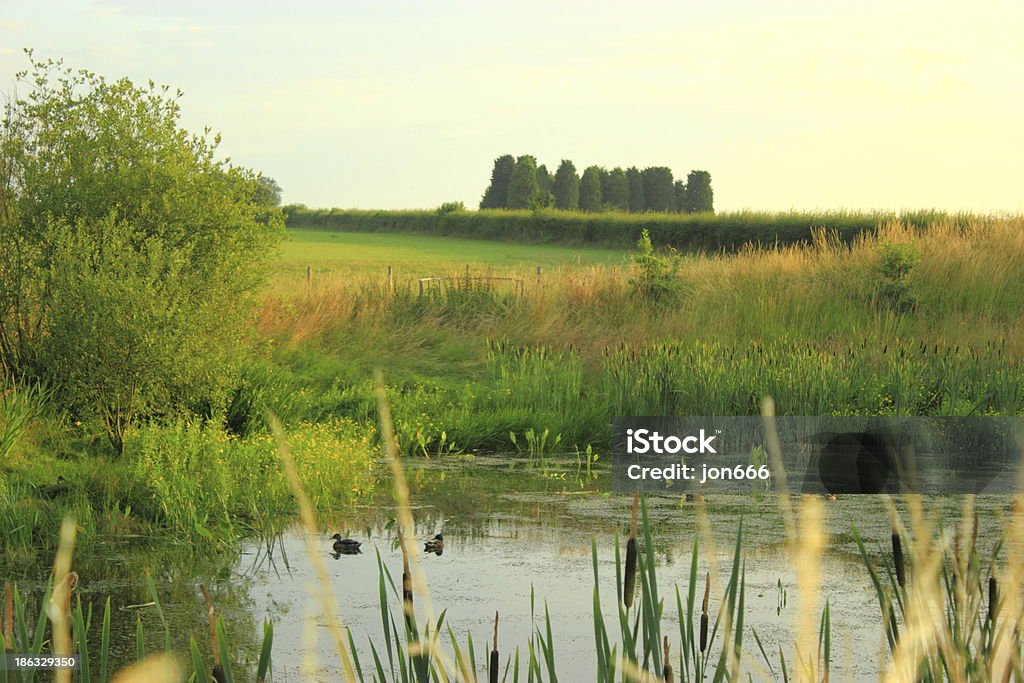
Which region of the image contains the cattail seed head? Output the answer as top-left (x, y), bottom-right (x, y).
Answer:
top-left (891, 529), bottom-right (905, 588)
top-left (988, 576), bottom-right (998, 625)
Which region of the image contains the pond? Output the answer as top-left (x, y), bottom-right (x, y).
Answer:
top-left (3, 455), bottom-right (1014, 681)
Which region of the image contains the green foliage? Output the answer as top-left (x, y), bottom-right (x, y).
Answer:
top-left (535, 164), bottom-right (554, 208)
top-left (876, 241), bottom-right (920, 312)
top-left (286, 207), bottom-right (972, 252)
top-left (506, 155), bottom-right (542, 210)
top-left (436, 201), bottom-right (466, 215)
top-left (578, 166), bottom-right (603, 212)
top-left (626, 166), bottom-right (645, 212)
top-left (0, 380), bottom-right (50, 462)
top-left (674, 180), bottom-right (687, 213)
top-left (629, 229), bottom-right (680, 303)
top-left (641, 166), bottom-right (677, 212)
top-left (552, 159), bottom-right (580, 210)
top-left (254, 175), bottom-right (283, 207)
top-left (682, 170), bottom-right (714, 214)
top-left (0, 53), bottom-right (283, 451)
top-left (479, 154), bottom-right (515, 209)
top-left (603, 167), bottom-right (629, 211)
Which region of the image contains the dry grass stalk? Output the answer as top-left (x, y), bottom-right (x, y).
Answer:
top-left (109, 654), bottom-right (183, 683)
top-left (794, 496), bottom-right (824, 683)
top-left (373, 371), bottom-right (460, 673)
top-left (2, 582), bottom-right (11, 652)
top-left (268, 413), bottom-right (359, 681)
top-left (200, 585), bottom-right (223, 681)
top-left (48, 517), bottom-right (77, 683)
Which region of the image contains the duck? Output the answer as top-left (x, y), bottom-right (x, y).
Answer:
top-left (424, 533), bottom-right (444, 556)
top-left (330, 533), bottom-right (362, 555)
top-left (40, 476), bottom-right (69, 499)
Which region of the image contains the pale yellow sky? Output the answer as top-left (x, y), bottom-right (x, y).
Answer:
top-left (1, 0), bottom-right (1021, 212)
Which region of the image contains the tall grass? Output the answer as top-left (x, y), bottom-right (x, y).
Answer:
top-left (254, 218), bottom-right (1024, 455)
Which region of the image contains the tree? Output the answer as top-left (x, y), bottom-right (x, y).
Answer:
top-left (0, 52), bottom-right (284, 452)
top-left (254, 175), bottom-right (283, 206)
top-left (552, 159), bottom-right (580, 210)
top-left (535, 164), bottom-right (554, 208)
top-left (479, 154), bottom-right (515, 209)
top-left (641, 166), bottom-right (677, 212)
top-left (506, 155), bottom-right (542, 209)
top-left (626, 167), bottom-right (645, 212)
top-left (578, 166), bottom-right (603, 212)
top-left (682, 170), bottom-right (714, 214)
top-left (674, 180), bottom-right (687, 214)
top-left (603, 167), bottom-right (629, 211)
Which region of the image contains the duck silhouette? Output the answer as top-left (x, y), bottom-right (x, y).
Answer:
top-left (40, 476), bottom-right (69, 499)
top-left (424, 533), bottom-right (444, 556)
top-left (330, 533), bottom-right (362, 555)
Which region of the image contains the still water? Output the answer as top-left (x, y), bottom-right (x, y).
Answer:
top-left (6, 455), bottom-right (1015, 681)
top-left (236, 456), bottom-right (1010, 681)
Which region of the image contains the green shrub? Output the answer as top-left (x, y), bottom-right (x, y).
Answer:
top-left (876, 241), bottom-right (920, 312)
top-left (629, 229), bottom-right (680, 302)
top-left (0, 53), bottom-right (283, 451)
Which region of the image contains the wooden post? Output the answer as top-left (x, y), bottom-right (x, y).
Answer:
top-left (386, 265), bottom-right (393, 294)
top-left (306, 265), bottom-right (312, 288)
top-left (466, 264), bottom-right (471, 281)
top-left (418, 279), bottom-right (424, 297)
top-left (536, 265), bottom-right (542, 278)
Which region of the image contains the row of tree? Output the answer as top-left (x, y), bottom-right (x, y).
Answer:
top-left (479, 155), bottom-right (713, 214)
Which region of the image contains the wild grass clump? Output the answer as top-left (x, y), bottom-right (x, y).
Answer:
top-left (124, 419), bottom-right (378, 545)
top-left (0, 419), bottom-right (379, 558)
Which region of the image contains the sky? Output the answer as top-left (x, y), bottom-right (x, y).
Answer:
top-left (1, 0), bottom-right (1022, 213)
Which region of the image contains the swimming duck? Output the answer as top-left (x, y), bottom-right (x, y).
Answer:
top-left (424, 533), bottom-right (444, 556)
top-left (40, 476), bottom-right (69, 499)
top-left (330, 533), bottom-right (362, 554)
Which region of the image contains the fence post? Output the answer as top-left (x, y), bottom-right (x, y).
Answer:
top-left (418, 279), bottom-right (424, 297)
top-left (387, 265), bottom-right (393, 294)
top-left (306, 265), bottom-right (312, 288)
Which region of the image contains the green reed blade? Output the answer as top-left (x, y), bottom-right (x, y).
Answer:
top-left (189, 636), bottom-right (209, 683)
top-left (256, 620), bottom-right (273, 683)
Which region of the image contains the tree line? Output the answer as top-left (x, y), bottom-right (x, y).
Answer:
top-left (479, 155), bottom-right (713, 214)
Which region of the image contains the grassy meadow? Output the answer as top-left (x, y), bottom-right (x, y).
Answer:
top-left (258, 217), bottom-right (1024, 457)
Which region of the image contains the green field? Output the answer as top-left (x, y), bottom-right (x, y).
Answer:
top-left (278, 228), bottom-right (627, 279)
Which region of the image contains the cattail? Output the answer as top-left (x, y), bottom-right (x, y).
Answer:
top-left (700, 572), bottom-right (710, 654)
top-left (201, 585), bottom-right (226, 683)
top-left (624, 492), bottom-right (639, 609)
top-left (891, 527), bottom-right (905, 588)
top-left (988, 576), bottom-right (998, 625)
top-left (662, 635), bottom-right (673, 683)
top-left (489, 611), bottom-right (499, 683)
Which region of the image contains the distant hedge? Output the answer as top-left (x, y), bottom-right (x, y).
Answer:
top-left (284, 207), bottom-right (972, 251)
